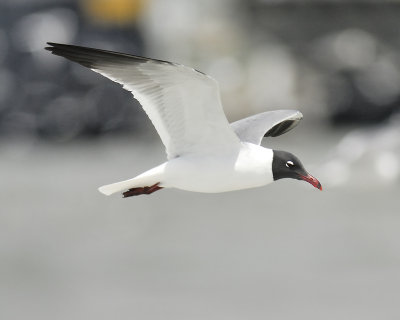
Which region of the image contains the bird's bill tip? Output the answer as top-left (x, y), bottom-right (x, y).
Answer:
top-left (299, 173), bottom-right (322, 191)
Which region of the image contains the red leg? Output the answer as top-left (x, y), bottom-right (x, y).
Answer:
top-left (123, 183), bottom-right (163, 198)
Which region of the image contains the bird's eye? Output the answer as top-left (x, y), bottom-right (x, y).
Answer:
top-left (286, 160), bottom-right (294, 168)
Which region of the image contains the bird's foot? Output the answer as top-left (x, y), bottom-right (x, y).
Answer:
top-left (122, 183), bottom-right (163, 198)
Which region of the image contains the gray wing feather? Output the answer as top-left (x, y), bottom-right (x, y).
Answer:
top-left (230, 110), bottom-right (303, 145)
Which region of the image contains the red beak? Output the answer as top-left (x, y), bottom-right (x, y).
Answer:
top-left (299, 174), bottom-right (322, 191)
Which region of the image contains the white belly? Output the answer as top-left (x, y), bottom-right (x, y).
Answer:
top-left (162, 143), bottom-right (274, 193)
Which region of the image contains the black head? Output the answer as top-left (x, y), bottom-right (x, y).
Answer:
top-left (272, 150), bottom-right (322, 190)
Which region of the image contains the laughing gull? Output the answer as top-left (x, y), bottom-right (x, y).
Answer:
top-left (46, 42), bottom-right (322, 197)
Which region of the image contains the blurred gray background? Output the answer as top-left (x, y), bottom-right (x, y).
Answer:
top-left (1, 0), bottom-right (400, 319)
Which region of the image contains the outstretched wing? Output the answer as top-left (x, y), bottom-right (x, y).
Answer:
top-left (46, 43), bottom-right (240, 159)
top-left (230, 110), bottom-right (303, 145)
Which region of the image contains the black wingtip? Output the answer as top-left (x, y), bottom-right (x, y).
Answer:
top-left (45, 42), bottom-right (64, 50)
top-left (264, 119), bottom-right (299, 138)
top-left (44, 41), bottom-right (180, 70)
top-left (45, 42), bottom-right (66, 54)
top-left (46, 42), bottom-right (70, 47)
top-left (44, 42), bottom-right (102, 69)
top-left (45, 42), bottom-right (56, 52)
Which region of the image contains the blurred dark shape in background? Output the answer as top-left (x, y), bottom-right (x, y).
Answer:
top-left (0, 0), bottom-right (400, 141)
top-left (248, 1), bottom-right (400, 124)
top-left (0, 0), bottom-right (145, 140)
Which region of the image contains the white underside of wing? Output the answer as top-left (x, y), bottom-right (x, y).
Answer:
top-left (90, 62), bottom-right (240, 159)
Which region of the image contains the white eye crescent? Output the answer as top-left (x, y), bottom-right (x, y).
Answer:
top-left (286, 160), bottom-right (294, 168)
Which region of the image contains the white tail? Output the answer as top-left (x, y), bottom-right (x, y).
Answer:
top-left (98, 178), bottom-right (139, 196)
top-left (98, 163), bottom-right (167, 196)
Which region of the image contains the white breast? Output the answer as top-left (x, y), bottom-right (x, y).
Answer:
top-left (162, 143), bottom-right (274, 193)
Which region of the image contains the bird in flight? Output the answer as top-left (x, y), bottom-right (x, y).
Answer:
top-left (46, 42), bottom-right (322, 197)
